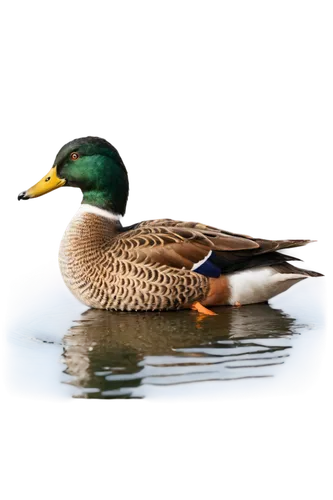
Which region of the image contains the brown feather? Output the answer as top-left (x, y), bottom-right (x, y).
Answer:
top-left (119, 220), bottom-right (313, 272)
top-left (59, 213), bottom-right (320, 312)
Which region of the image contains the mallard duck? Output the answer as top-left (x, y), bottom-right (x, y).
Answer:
top-left (18, 136), bottom-right (322, 314)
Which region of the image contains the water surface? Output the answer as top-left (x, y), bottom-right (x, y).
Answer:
top-left (7, 278), bottom-right (325, 399)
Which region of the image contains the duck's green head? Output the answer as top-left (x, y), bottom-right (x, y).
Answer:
top-left (18, 137), bottom-right (129, 216)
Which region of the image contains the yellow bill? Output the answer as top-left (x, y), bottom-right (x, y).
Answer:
top-left (18, 165), bottom-right (66, 200)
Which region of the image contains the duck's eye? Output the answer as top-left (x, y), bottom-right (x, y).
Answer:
top-left (70, 152), bottom-right (80, 161)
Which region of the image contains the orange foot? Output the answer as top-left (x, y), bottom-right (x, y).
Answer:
top-left (234, 301), bottom-right (241, 307)
top-left (191, 301), bottom-right (217, 316)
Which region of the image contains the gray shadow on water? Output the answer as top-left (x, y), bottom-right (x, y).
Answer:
top-left (5, 263), bottom-right (325, 402)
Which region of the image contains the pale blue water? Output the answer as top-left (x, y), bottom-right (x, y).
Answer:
top-left (4, 262), bottom-right (327, 402)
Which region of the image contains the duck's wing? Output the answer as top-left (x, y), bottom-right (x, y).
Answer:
top-left (117, 219), bottom-right (314, 276)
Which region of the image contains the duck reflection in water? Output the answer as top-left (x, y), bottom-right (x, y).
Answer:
top-left (62, 304), bottom-right (296, 398)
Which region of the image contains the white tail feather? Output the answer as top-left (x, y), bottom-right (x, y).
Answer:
top-left (228, 267), bottom-right (307, 305)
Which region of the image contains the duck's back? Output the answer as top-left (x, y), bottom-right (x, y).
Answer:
top-left (59, 206), bottom-right (322, 312)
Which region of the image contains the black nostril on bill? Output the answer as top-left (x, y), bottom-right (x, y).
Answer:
top-left (45, 177), bottom-right (51, 182)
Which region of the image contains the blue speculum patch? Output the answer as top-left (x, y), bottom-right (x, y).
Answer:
top-left (193, 256), bottom-right (221, 278)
